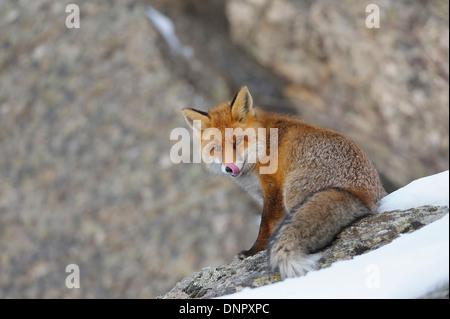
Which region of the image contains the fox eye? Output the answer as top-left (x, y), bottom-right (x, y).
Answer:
top-left (236, 138), bottom-right (242, 146)
top-left (214, 145), bottom-right (222, 152)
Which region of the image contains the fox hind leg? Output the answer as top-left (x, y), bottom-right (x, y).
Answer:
top-left (268, 187), bottom-right (372, 279)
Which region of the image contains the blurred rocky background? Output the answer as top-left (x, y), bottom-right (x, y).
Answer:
top-left (0, 0), bottom-right (448, 298)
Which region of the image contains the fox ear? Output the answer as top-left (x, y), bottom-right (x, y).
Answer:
top-left (230, 86), bottom-right (255, 122)
top-left (181, 108), bottom-right (210, 136)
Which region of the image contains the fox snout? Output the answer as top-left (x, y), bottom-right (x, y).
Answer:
top-left (222, 163), bottom-right (241, 177)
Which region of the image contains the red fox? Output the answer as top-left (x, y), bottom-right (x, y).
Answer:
top-left (181, 86), bottom-right (386, 279)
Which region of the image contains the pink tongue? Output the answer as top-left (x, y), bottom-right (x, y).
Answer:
top-left (226, 163), bottom-right (240, 176)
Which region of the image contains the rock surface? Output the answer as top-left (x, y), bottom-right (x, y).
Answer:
top-left (159, 206), bottom-right (449, 299)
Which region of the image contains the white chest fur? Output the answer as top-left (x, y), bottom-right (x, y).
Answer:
top-left (232, 171), bottom-right (264, 204)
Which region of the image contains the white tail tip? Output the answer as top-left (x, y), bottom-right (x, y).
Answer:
top-left (269, 250), bottom-right (321, 279)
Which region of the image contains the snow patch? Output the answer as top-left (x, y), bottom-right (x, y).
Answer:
top-left (379, 170), bottom-right (449, 212)
top-left (144, 6), bottom-right (194, 59)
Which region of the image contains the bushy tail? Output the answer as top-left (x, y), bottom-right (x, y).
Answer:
top-left (268, 187), bottom-right (372, 279)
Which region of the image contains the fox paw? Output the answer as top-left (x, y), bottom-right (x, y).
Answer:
top-left (237, 249), bottom-right (254, 260)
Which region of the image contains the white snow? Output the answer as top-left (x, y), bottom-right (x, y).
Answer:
top-left (144, 6), bottom-right (194, 59)
top-left (220, 170), bottom-right (449, 299)
top-left (378, 170), bottom-right (449, 212)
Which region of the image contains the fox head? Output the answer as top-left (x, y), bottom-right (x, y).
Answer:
top-left (181, 86), bottom-right (269, 177)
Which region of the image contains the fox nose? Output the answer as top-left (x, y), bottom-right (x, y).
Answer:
top-left (225, 163), bottom-right (240, 176)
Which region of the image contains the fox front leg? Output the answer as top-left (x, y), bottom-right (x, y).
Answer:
top-left (238, 186), bottom-right (285, 259)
